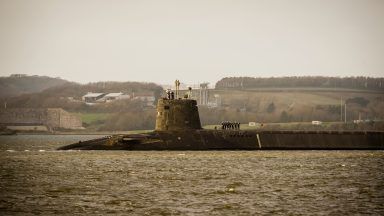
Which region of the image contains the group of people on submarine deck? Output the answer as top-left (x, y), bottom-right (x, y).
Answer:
top-left (165, 89), bottom-right (175, 100)
top-left (165, 87), bottom-right (193, 100)
top-left (221, 121), bottom-right (241, 130)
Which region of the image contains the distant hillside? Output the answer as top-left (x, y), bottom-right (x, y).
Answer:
top-left (4, 81), bottom-right (163, 111)
top-left (2, 80), bottom-right (164, 131)
top-left (215, 76), bottom-right (384, 91)
top-left (0, 75), bottom-right (70, 98)
top-left (43, 81), bottom-right (163, 99)
top-left (2, 75), bottom-right (383, 131)
top-left (198, 88), bottom-right (384, 126)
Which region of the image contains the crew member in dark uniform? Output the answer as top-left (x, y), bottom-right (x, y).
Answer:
top-left (171, 92), bottom-right (175, 100)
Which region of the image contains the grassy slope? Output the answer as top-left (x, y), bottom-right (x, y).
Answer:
top-left (199, 88), bottom-right (384, 124)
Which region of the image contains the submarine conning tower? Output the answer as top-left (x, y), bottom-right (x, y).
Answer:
top-left (155, 98), bottom-right (202, 131)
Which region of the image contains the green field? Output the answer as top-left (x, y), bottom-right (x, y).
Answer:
top-left (79, 113), bottom-right (111, 125)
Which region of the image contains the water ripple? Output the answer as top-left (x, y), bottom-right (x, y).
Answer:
top-left (0, 135), bottom-right (384, 215)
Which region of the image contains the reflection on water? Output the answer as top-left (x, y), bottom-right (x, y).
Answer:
top-left (0, 135), bottom-right (383, 215)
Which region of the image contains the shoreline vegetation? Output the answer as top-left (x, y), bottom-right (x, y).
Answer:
top-left (2, 121), bottom-right (383, 135)
top-left (1, 75), bottom-right (384, 133)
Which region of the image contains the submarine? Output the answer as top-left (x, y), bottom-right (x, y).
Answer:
top-left (58, 86), bottom-right (384, 151)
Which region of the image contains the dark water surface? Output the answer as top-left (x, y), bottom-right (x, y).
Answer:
top-left (0, 135), bottom-right (383, 215)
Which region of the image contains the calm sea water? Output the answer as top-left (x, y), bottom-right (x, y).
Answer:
top-left (0, 135), bottom-right (383, 215)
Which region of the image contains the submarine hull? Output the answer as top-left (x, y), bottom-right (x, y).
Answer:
top-left (58, 130), bottom-right (384, 150)
top-left (57, 98), bottom-right (384, 151)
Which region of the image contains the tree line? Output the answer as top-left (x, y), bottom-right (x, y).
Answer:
top-left (215, 76), bottom-right (384, 91)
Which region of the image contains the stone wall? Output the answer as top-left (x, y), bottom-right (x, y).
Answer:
top-left (58, 109), bottom-right (82, 129)
top-left (0, 108), bottom-right (82, 129)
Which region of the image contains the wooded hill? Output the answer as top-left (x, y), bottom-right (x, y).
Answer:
top-left (0, 75), bottom-right (70, 98)
top-left (1, 78), bottom-right (163, 131)
top-left (215, 76), bottom-right (384, 91)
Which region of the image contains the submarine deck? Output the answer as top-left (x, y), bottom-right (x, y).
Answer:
top-left (58, 129), bottom-right (384, 150)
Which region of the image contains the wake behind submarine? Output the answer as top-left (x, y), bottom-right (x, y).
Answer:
top-left (58, 84), bottom-right (384, 151)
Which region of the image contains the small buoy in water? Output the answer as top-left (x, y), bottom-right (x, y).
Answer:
top-left (38, 150), bottom-right (45, 152)
top-left (6, 150), bottom-right (15, 152)
top-left (24, 150), bottom-right (30, 152)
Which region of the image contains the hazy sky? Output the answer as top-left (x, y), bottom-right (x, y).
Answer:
top-left (0, 0), bottom-right (383, 85)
